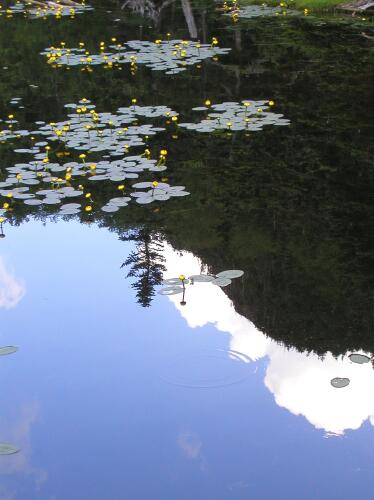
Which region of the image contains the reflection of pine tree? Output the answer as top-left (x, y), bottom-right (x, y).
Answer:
top-left (121, 229), bottom-right (166, 307)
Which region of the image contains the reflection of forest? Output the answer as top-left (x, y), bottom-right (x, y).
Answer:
top-left (0, 0), bottom-right (373, 355)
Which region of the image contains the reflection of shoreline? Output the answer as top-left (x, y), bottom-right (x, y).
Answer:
top-left (163, 244), bottom-right (374, 435)
top-left (0, 257), bottom-right (26, 310)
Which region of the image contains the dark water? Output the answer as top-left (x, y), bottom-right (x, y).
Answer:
top-left (0, 1), bottom-right (373, 498)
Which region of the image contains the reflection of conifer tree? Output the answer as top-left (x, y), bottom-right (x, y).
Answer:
top-left (121, 229), bottom-right (166, 307)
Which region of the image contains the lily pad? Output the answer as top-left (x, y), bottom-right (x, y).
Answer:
top-left (189, 275), bottom-right (215, 283)
top-left (0, 443), bottom-right (20, 455)
top-left (158, 286), bottom-right (184, 295)
top-left (0, 346), bottom-right (18, 356)
top-left (212, 277), bottom-right (232, 287)
top-left (349, 353), bottom-right (371, 364)
top-left (216, 270), bottom-right (244, 279)
top-left (331, 377), bottom-right (350, 388)
top-left (163, 278), bottom-right (190, 285)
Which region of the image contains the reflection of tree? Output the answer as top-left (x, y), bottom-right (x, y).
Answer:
top-left (121, 228), bottom-right (166, 307)
top-left (121, 0), bottom-right (174, 25)
top-left (121, 0), bottom-right (197, 37)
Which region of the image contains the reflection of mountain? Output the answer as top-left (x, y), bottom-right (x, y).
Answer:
top-left (0, 257), bottom-right (25, 309)
top-left (163, 244), bottom-right (374, 435)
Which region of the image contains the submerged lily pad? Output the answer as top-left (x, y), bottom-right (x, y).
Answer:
top-left (331, 377), bottom-right (350, 388)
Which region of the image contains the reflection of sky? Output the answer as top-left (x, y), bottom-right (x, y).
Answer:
top-left (0, 221), bottom-right (374, 499)
top-left (164, 244), bottom-right (374, 435)
top-left (0, 257), bottom-right (25, 309)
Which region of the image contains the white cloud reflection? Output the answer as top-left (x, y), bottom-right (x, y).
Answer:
top-left (0, 257), bottom-right (25, 309)
top-left (163, 245), bottom-right (374, 435)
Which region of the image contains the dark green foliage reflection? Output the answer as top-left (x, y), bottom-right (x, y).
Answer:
top-left (0, 0), bottom-right (373, 355)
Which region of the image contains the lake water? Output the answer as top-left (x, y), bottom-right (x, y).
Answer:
top-left (0, 1), bottom-right (373, 498)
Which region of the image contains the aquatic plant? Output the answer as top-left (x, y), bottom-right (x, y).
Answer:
top-left (42, 38), bottom-right (231, 75)
top-left (331, 353), bottom-right (372, 388)
top-left (0, 346), bottom-right (18, 355)
top-left (179, 100), bottom-right (290, 133)
top-left (224, 4), bottom-right (298, 19)
top-left (158, 270), bottom-right (245, 301)
top-left (0, 99), bottom-right (190, 215)
top-left (330, 377), bottom-right (350, 388)
top-left (0, 0), bottom-right (93, 19)
top-left (0, 443), bottom-right (19, 454)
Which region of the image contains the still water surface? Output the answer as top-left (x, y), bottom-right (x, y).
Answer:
top-left (0, 0), bottom-right (373, 498)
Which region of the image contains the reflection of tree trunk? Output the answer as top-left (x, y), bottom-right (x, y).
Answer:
top-left (201, 9), bottom-right (207, 44)
top-left (181, 0), bottom-right (197, 39)
top-left (235, 26), bottom-right (242, 52)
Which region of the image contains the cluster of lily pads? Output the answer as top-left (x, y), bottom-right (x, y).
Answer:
top-left (331, 353), bottom-right (373, 389)
top-left (179, 100), bottom-right (290, 133)
top-left (0, 1), bottom-right (93, 19)
top-left (42, 39), bottom-right (230, 75)
top-left (158, 269), bottom-right (244, 297)
top-left (224, 5), bottom-right (297, 19)
top-left (219, 0), bottom-right (299, 20)
top-left (0, 345), bottom-right (19, 455)
top-left (1, 99), bottom-right (177, 154)
top-left (0, 100), bottom-right (190, 214)
top-left (9, 97), bottom-right (23, 108)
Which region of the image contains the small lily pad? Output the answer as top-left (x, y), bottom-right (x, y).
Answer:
top-left (216, 270), bottom-right (244, 279)
top-left (0, 346), bottom-right (18, 356)
top-left (0, 443), bottom-right (20, 455)
top-left (212, 277), bottom-right (232, 287)
top-left (331, 377), bottom-right (350, 388)
top-left (189, 275), bottom-right (215, 283)
top-left (163, 278), bottom-right (190, 285)
top-left (158, 286), bottom-right (184, 295)
top-left (349, 353), bottom-right (371, 364)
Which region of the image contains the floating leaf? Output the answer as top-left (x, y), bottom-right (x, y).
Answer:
top-left (158, 286), bottom-right (184, 295)
top-left (0, 443), bottom-right (20, 455)
top-left (189, 275), bottom-right (215, 283)
top-left (163, 278), bottom-right (190, 285)
top-left (216, 270), bottom-right (244, 279)
top-left (0, 346), bottom-right (18, 356)
top-left (349, 353), bottom-right (371, 364)
top-left (331, 377), bottom-right (350, 388)
top-left (212, 277), bottom-right (232, 287)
